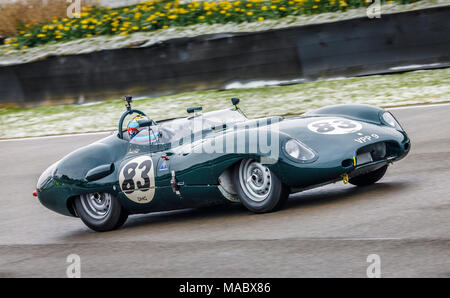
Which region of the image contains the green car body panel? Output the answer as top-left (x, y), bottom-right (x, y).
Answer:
top-left (36, 103), bottom-right (410, 217)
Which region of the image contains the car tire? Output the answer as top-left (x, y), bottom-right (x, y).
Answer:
top-left (74, 192), bottom-right (128, 232)
top-left (349, 165), bottom-right (388, 187)
top-left (233, 159), bottom-right (289, 213)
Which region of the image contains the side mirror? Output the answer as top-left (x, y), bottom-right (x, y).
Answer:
top-left (231, 97), bottom-right (240, 106)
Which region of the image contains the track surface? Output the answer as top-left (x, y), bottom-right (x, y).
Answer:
top-left (0, 105), bottom-right (449, 277)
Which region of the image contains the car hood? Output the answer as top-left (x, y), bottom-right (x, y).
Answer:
top-left (276, 115), bottom-right (407, 156)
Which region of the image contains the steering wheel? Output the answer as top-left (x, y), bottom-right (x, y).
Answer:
top-left (118, 109), bottom-right (147, 139)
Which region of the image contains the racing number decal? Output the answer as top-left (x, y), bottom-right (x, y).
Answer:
top-left (119, 156), bottom-right (155, 204)
top-left (307, 118), bottom-right (362, 135)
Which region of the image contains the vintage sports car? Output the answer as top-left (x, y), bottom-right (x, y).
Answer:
top-left (35, 96), bottom-right (410, 231)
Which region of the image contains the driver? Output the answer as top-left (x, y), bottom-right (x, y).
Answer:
top-left (127, 115), bottom-right (146, 139)
top-left (127, 115), bottom-right (160, 144)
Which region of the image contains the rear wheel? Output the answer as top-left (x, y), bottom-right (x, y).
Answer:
top-left (233, 159), bottom-right (289, 213)
top-left (349, 165), bottom-right (388, 186)
top-left (74, 192), bottom-right (128, 232)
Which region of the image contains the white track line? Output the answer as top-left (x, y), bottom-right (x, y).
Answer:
top-left (2, 102), bottom-right (450, 142)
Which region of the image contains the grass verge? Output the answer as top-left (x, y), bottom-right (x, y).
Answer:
top-left (0, 68), bottom-right (449, 139)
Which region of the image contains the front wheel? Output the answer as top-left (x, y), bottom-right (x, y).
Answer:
top-left (349, 165), bottom-right (388, 186)
top-left (74, 192), bottom-right (128, 232)
top-left (233, 159), bottom-right (289, 213)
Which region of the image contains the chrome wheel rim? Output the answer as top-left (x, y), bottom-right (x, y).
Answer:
top-left (80, 192), bottom-right (112, 220)
top-left (238, 159), bottom-right (272, 202)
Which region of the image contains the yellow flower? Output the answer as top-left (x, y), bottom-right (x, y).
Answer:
top-left (261, 6), bottom-right (268, 10)
top-left (22, 46), bottom-right (29, 50)
top-left (86, 34), bottom-right (93, 37)
top-left (4, 49), bottom-right (10, 53)
top-left (313, 5), bottom-right (318, 8)
top-left (37, 34), bottom-right (46, 38)
top-left (198, 15), bottom-right (205, 20)
top-left (247, 11), bottom-right (254, 16)
top-left (55, 36), bottom-right (63, 39)
top-left (258, 17), bottom-right (264, 21)
top-left (162, 25), bottom-right (169, 29)
top-left (168, 14), bottom-right (178, 19)
top-left (132, 26), bottom-right (139, 30)
top-left (120, 31), bottom-right (129, 36)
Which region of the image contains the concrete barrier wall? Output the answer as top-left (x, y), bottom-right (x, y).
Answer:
top-left (1, 6), bottom-right (449, 105)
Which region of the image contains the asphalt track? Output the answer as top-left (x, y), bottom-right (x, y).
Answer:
top-left (0, 104), bottom-right (449, 278)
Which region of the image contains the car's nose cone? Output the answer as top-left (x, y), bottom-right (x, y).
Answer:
top-left (37, 161), bottom-right (59, 191)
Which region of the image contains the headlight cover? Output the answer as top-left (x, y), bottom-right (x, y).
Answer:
top-left (283, 139), bottom-right (317, 162)
top-left (381, 111), bottom-right (403, 131)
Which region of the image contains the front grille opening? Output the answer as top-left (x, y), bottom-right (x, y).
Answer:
top-left (356, 141), bottom-right (401, 165)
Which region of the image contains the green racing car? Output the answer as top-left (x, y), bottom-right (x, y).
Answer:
top-left (35, 96), bottom-right (410, 231)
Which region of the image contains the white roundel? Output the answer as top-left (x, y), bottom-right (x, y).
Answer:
top-left (119, 156), bottom-right (155, 204)
top-left (307, 117), bottom-right (362, 135)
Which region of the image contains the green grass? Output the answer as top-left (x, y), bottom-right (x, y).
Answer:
top-left (1, 68), bottom-right (449, 139)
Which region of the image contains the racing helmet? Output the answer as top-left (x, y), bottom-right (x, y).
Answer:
top-left (127, 115), bottom-right (147, 139)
